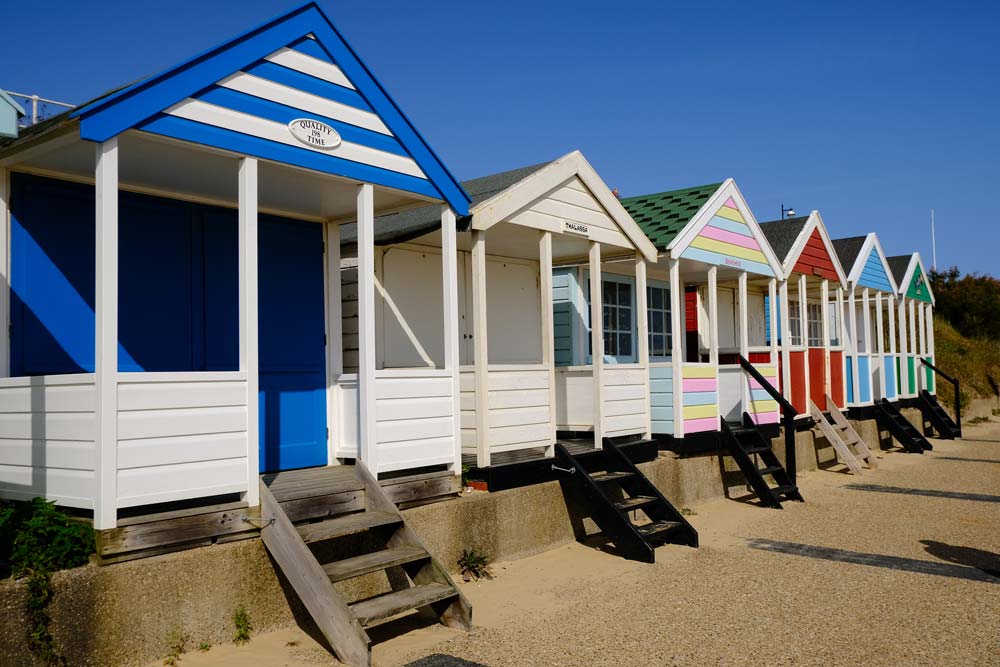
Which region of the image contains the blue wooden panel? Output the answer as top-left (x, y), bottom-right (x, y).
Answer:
top-left (552, 268), bottom-right (576, 367)
top-left (857, 247), bottom-right (893, 292)
top-left (884, 357), bottom-right (897, 399)
top-left (706, 215), bottom-right (753, 237)
top-left (258, 215), bottom-right (327, 472)
top-left (857, 355), bottom-right (872, 403)
top-left (200, 206), bottom-right (240, 370)
top-left (242, 60), bottom-right (372, 111)
top-left (682, 391), bottom-right (718, 406)
top-left (846, 356), bottom-right (855, 403)
top-left (750, 388), bottom-right (772, 402)
top-left (649, 364), bottom-right (674, 435)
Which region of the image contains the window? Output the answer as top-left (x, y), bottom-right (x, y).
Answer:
top-left (828, 302), bottom-right (841, 347)
top-left (585, 273), bottom-right (636, 362)
top-left (647, 284), bottom-right (671, 357)
top-left (807, 303), bottom-right (823, 347)
top-left (788, 299), bottom-right (802, 346)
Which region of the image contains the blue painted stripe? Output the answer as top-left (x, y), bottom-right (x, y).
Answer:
top-left (139, 114), bottom-right (439, 199)
top-left (706, 214), bottom-right (752, 237)
top-left (243, 60), bottom-right (371, 111)
top-left (651, 420), bottom-right (674, 435)
top-left (195, 86), bottom-right (408, 156)
top-left (884, 361), bottom-right (897, 399)
top-left (681, 247), bottom-right (774, 276)
top-left (857, 248), bottom-right (893, 292)
top-left (750, 388), bottom-right (772, 401)
top-left (651, 406), bottom-right (674, 421)
top-left (683, 391), bottom-right (718, 406)
top-left (650, 380), bottom-right (673, 394)
top-left (857, 355), bottom-right (873, 403)
top-left (287, 36), bottom-right (335, 64)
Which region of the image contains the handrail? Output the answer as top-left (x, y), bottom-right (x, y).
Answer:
top-left (920, 357), bottom-right (961, 437)
top-left (738, 355), bottom-right (798, 417)
top-left (738, 354), bottom-right (798, 484)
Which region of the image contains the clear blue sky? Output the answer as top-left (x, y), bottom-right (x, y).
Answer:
top-left (6, 0), bottom-right (999, 275)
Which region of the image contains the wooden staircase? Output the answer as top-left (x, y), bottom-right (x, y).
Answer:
top-left (809, 398), bottom-right (877, 473)
top-left (875, 398), bottom-right (932, 453)
top-left (554, 439), bottom-right (697, 563)
top-left (259, 465), bottom-right (470, 667)
top-left (917, 390), bottom-right (961, 439)
top-left (721, 417), bottom-right (803, 509)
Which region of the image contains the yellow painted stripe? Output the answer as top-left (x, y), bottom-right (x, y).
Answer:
top-left (752, 365), bottom-right (777, 375)
top-left (691, 236), bottom-right (767, 264)
top-left (683, 404), bottom-right (718, 419)
top-left (749, 399), bottom-right (779, 412)
top-left (682, 365), bottom-right (717, 379)
top-left (715, 205), bottom-right (746, 224)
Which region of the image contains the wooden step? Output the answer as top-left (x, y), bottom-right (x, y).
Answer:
top-left (349, 582), bottom-right (457, 626)
top-left (591, 471), bottom-right (634, 484)
top-left (770, 484), bottom-right (798, 497)
top-left (635, 520), bottom-right (682, 538)
top-left (743, 445), bottom-right (770, 455)
top-left (614, 496), bottom-right (656, 511)
top-left (323, 545), bottom-right (428, 582)
top-left (297, 511), bottom-right (400, 543)
top-left (757, 465), bottom-right (783, 476)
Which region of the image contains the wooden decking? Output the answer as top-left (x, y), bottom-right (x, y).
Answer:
top-left (461, 437), bottom-right (597, 468)
top-left (96, 465), bottom-right (459, 563)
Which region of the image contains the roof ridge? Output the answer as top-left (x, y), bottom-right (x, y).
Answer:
top-left (620, 182), bottom-right (724, 203)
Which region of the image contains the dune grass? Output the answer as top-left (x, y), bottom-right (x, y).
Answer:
top-left (932, 318), bottom-right (1000, 410)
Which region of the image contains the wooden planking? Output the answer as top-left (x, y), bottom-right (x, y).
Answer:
top-left (117, 432), bottom-right (247, 469)
top-left (809, 401), bottom-right (865, 475)
top-left (350, 583), bottom-right (456, 627)
top-left (0, 381), bottom-right (96, 413)
top-left (0, 438), bottom-right (94, 470)
top-left (375, 376), bottom-right (451, 400)
top-left (297, 511), bottom-right (399, 543)
top-left (324, 544), bottom-right (428, 582)
top-left (526, 192), bottom-right (617, 231)
top-left (117, 458), bottom-right (247, 508)
top-left (117, 406), bottom-right (247, 440)
top-left (375, 396), bottom-right (453, 422)
top-left (98, 504), bottom-right (259, 555)
top-left (682, 365), bottom-right (716, 379)
top-left (507, 209), bottom-right (632, 249)
top-left (792, 228), bottom-right (838, 281)
top-left (263, 465), bottom-right (363, 502)
top-left (0, 411), bottom-right (96, 441)
top-left (487, 422), bottom-right (551, 448)
top-left (259, 483), bottom-right (371, 666)
top-left (0, 464), bottom-right (94, 508)
top-left (486, 368), bottom-right (549, 392)
top-left (649, 364), bottom-right (674, 435)
top-left (380, 473), bottom-right (458, 505)
top-left (117, 380), bottom-right (246, 411)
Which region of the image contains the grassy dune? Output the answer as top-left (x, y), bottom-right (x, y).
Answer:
top-left (933, 318), bottom-right (1000, 409)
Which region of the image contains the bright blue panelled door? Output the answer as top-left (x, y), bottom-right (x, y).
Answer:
top-left (258, 215), bottom-right (328, 472)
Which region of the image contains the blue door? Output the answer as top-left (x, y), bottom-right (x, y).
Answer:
top-left (258, 215), bottom-right (328, 472)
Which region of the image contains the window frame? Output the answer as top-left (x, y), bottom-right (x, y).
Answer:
top-left (583, 270), bottom-right (637, 364)
top-left (647, 279), bottom-right (672, 360)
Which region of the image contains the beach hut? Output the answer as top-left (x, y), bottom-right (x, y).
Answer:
top-left (620, 180), bottom-right (785, 450)
top-left (832, 234), bottom-right (900, 413)
top-left (0, 2), bottom-right (473, 527)
top-left (0, 90), bottom-right (26, 139)
top-left (887, 252), bottom-right (936, 398)
top-left (340, 151), bottom-right (660, 473)
top-left (759, 212), bottom-right (849, 413)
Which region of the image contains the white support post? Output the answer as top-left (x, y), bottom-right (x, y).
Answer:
top-left (836, 286), bottom-right (846, 405)
top-left (540, 232), bottom-right (556, 453)
top-left (325, 222), bottom-right (342, 465)
top-left (847, 288), bottom-right (859, 405)
top-left (356, 184), bottom-right (378, 474)
top-left (926, 304), bottom-right (935, 358)
top-left (898, 297), bottom-right (908, 396)
top-left (909, 299), bottom-right (917, 391)
top-left (875, 290), bottom-right (885, 399)
top-left (471, 229), bottom-right (490, 467)
top-left (94, 139), bottom-right (119, 529)
top-left (589, 242), bottom-right (605, 447)
top-left (798, 273), bottom-right (809, 408)
top-left (238, 158), bottom-right (260, 500)
top-left (918, 302), bottom-right (927, 357)
top-left (887, 295), bottom-right (897, 398)
top-left (0, 167), bottom-right (9, 378)
top-left (737, 271), bottom-right (749, 412)
top-left (768, 278), bottom-right (778, 368)
top-left (707, 266), bottom-right (719, 367)
top-left (440, 207), bottom-right (461, 473)
top-left (669, 257), bottom-right (684, 438)
top-left (821, 279), bottom-right (830, 399)
top-left (779, 279), bottom-right (792, 403)
top-left (635, 253), bottom-right (650, 437)
top-left (862, 288), bottom-right (872, 403)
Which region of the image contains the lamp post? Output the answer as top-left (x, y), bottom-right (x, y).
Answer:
top-left (781, 204), bottom-right (796, 220)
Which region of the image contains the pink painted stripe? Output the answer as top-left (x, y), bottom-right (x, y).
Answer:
top-left (723, 196), bottom-right (738, 210)
top-left (750, 412), bottom-right (780, 425)
top-left (684, 417), bottom-right (719, 433)
top-left (683, 378), bottom-right (717, 392)
top-left (748, 377), bottom-right (778, 390)
top-left (700, 225), bottom-right (762, 250)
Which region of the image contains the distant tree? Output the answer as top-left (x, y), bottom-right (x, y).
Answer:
top-left (930, 267), bottom-right (1000, 339)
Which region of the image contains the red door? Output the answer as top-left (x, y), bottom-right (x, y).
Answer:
top-left (808, 348), bottom-right (826, 411)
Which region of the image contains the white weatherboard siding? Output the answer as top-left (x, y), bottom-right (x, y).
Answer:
top-left (116, 373), bottom-right (249, 508)
top-left (374, 370), bottom-right (455, 473)
top-left (508, 177), bottom-right (631, 249)
top-left (459, 365), bottom-right (552, 454)
top-left (341, 267), bottom-right (360, 373)
top-left (334, 375), bottom-right (360, 459)
top-left (0, 375), bottom-right (96, 509)
top-left (555, 367), bottom-right (594, 430)
top-left (602, 365), bottom-right (648, 437)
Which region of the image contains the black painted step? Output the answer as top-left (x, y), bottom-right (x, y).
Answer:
top-left (758, 465), bottom-right (783, 476)
top-left (876, 399), bottom-right (931, 453)
top-left (614, 496), bottom-right (656, 511)
top-left (918, 390), bottom-right (961, 439)
top-left (721, 418), bottom-right (802, 509)
top-left (591, 471), bottom-right (635, 484)
top-left (743, 444), bottom-right (771, 455)
top-left (636, 520), bottom-right (683, 538)
top-left (770, 484), bottom-right (798, 497)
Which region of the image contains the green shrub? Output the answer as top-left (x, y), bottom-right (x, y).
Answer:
top-left (232, 606), bottom-right (252, 645)
top-left (457, 548), bottom-right (492, 581)
top-left (10, 499), bottom-right (94, 577)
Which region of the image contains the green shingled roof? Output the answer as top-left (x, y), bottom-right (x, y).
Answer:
top-left (620, 183), bottom-right (722, 250)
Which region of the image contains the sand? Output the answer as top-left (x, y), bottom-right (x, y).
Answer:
top-left (149, 419), bottom-right (1000, 667)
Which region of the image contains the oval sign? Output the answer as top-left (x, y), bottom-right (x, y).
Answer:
top-left (288, 118), bottom-right (342, 150)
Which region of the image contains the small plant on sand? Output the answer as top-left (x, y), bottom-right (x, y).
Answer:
top-left (680, 507), bottom-right (697, 516)
top-left (968, 415), bottom-right (990, 424)
top-left (458, 548), bottom-right (492, 581)
top-left (991, 408), bottom-right (999, 416)
top-left (197, 642), bottom-right (211, 652)
top-left (232, 606), bottom-right (252, 645)
top-left (163, 629), bottom-right (188, 666)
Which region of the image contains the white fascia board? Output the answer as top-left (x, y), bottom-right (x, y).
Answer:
top-left (785, 210), bottom-right (848, 288)
top-left (900, 252), bottom-right (935, 305)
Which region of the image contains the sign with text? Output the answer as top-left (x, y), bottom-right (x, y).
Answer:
top-left (288, 118), bottom-right (342, 150)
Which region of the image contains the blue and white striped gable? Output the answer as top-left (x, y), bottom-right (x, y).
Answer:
top-left (849, 233), bottom-right (897, 294)
top-left (71, 2), bottom-right (468, 214)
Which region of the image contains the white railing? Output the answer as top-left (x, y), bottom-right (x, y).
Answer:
top-left (461, 364), bottom-right (552, 458)
top-left (7, 92), bottom-right (75, 127)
